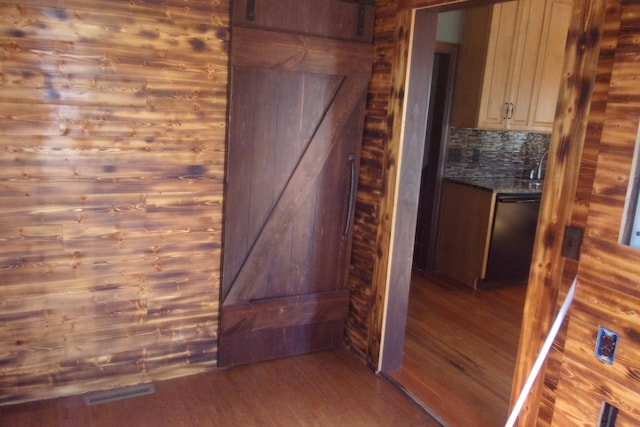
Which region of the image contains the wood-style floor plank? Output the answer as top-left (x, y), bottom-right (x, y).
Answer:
top-left (0, 349), bottom-right (441, 427)
top-left (388, 272), bottom-right (527, 427)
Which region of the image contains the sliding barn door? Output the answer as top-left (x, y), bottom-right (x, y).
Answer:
top-left (219, 0), bottom-right (374, 368)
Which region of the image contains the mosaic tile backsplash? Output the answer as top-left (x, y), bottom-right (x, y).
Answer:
top-left (444, 127), bottom-right (551, 179)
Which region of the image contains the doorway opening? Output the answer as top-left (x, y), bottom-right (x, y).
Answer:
top-left (412, 48), bottom-right (453, 273)
top-left (381, 6), bottom-right (528, 426)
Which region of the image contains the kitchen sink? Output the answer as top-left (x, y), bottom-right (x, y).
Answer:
top-left (526, 180), bottom-right (543, 189)
top-left (512, 178), bottom-right (544, 191)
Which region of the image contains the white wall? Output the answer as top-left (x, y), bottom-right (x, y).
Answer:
top-left (436, 10), bottom-right (464, 44)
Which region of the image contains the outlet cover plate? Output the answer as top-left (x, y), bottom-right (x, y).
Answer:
top-left (595, 327), bottom-right (619, 364)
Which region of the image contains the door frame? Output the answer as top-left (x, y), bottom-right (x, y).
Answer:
top-left (377, 7), bottom-right (437, 371)
top-left (377, 0), bottom-right (510, 374)
top-left (376, 0), bottom-right (603, 423)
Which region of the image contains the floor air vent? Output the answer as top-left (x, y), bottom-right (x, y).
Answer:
top-left (83, 384), bottom-right (156, 406)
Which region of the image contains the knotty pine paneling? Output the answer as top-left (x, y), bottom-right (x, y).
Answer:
top-left (514, 1), bottom-right (619, 425)
top-left (551, 1), bottom-right (640, 424)
top-left (553, 357), bottom-right (640, 425)
top-left (345, 0), bottom-right (398, 361)
top-left (0, 0), bottom-right (229, 404)
top-left (501, 1), bottom-right (620, 425)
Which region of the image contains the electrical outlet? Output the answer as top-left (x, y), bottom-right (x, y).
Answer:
top-left (472, 148), bottom-right (480, 162)
top-left (447, 148), bottom-right (462, 163)
top-left (598, 402), bottom-right (618, 427)
top-left (595, 327), bottom-right (619, 364)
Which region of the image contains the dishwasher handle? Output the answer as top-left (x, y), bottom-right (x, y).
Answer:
top-left (497, 195), bottom-right (541, 204)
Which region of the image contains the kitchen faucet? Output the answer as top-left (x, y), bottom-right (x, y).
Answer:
top-left (535, 149), bottom-right (550, 180)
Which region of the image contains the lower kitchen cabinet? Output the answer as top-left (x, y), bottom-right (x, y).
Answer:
top-left (435, 180), bottom-right (496, 288)
top-left (434, 179), bottom-right (541, 289)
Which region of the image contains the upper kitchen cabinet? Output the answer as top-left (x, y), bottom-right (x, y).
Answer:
top-left (451, 0), bottom-right (572, 132)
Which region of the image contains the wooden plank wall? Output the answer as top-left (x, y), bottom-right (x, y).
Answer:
top-left (509, 0), bottom-right (612, 424)
top-left (0, 0), bottom-right (229, 404)
top-left (552, 1), bottom-right (640, 423)
top-left (6, 2), bottom-right (638, 424)
top-left (544, 1), bottom-right (623, 424)
top-left (345, 0), bottom-right (399, 362)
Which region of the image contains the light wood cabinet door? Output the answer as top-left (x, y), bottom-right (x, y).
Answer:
top-left (476, 0), bottom-right (521, 129)
top-left (526, 0), bottom-right (573, 131)
top-left (504, 0), bottom-right (546, 130)
top-left (453, 0), bottom-right (572, 132)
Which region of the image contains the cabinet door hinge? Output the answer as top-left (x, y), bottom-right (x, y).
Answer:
top-left (561, 226), bottom-right (584, 260)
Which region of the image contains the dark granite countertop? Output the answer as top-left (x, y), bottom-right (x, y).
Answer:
top-left (445, 176), bottom-right (543, 194)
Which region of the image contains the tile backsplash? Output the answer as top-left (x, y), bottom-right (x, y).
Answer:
top-left (444, 127), bottom-right (550, 178)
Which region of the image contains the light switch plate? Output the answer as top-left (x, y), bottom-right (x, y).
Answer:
top-left (561, 226), bottom-right (583, 260)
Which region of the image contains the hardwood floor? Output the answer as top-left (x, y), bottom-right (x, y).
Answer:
top-left (0, 349), bottom-right (441, 427)
top-left (388, 272), bottom-right (527, 427)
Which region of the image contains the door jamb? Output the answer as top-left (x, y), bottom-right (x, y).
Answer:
top-left (378, 8), bottom-right (438, 371)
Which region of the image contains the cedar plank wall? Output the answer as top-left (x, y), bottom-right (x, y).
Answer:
top-left (509, 0), bottom-right (612, 424)
top-left (345, 0), bottom-right (400, 363)
top-left (0, 0), bottom-right (229, 404)
top-left (521, 2), bottom-right (620, 425)
top-left (552, 1), bottom-right (640, 423)
top-left (4, 2), bottom-right (638, 426)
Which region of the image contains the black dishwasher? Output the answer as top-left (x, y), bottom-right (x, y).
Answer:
top-left (478, 193), bottom-right (541, 288)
